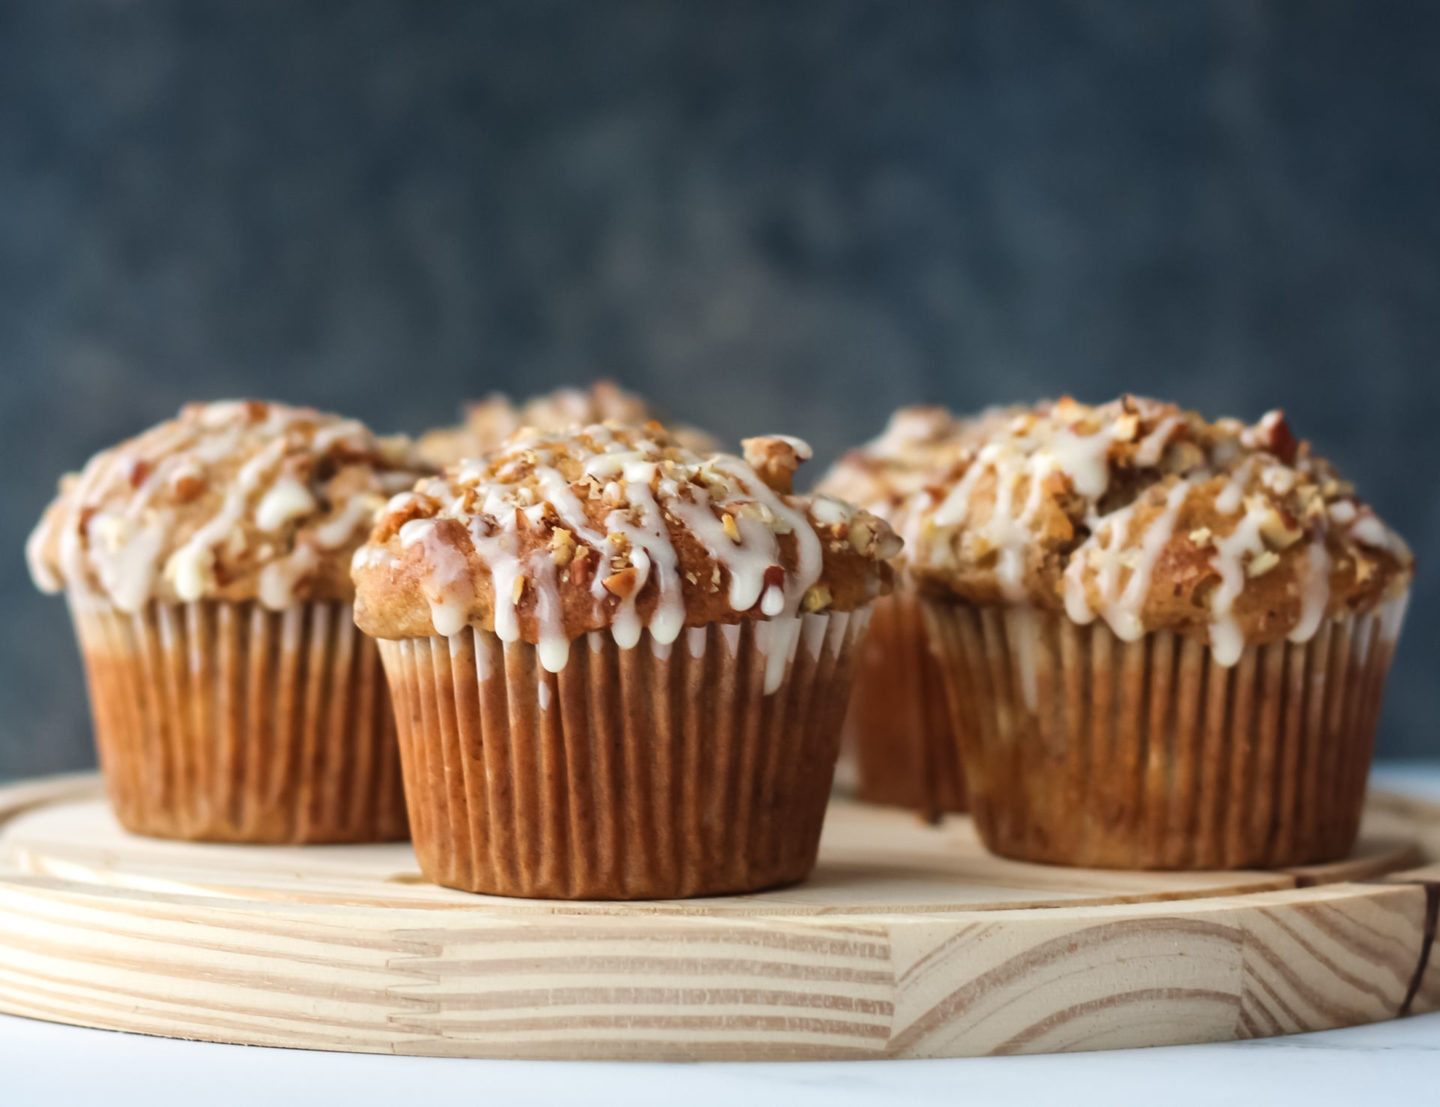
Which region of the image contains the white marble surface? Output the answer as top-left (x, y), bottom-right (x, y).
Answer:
top-left (2, 762), bottom-right (1438, 1107)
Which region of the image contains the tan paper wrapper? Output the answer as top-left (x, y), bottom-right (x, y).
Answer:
top-left (378, 610), bottom-right (869, 899)
top-left (69, 595), bottom-right (407, 843)
top-left (922, 598), bottom-right (1407, 870)
top-left (844, 590), bottom-right (966, 818)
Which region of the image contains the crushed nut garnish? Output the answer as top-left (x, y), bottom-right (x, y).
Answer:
top-left (801, 583), bottom-right (832, 613)
top-left (1246, 550), bottom-right (1280, 578)
top-left (603, 567), bottom-right (639, 599)
top-left (549, 527), bottom-right (576, 567)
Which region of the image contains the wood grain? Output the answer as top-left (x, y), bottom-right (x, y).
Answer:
top-left (0, 774), bottom-right (1434, 1060)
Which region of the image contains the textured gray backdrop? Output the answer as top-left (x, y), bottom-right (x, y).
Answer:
top-left (2, 1), bottom-right (1437, 777)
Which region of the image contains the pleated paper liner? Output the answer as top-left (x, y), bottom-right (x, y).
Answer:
top-left (921, 597), bottom-right (1408, 870)
top-left (378, 609), bottom-right (870, 900)
top-left (844, 589), bottom-right (966, 820)
top-left (67, 595), bottom-right (407, 844)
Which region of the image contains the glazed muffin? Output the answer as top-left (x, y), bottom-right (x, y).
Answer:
top-left (352, 423), bottom-right (898, 899)
top-left (27, 400), bottom-right (429, 843)
top-left (907, 396), bottom-right (1413, 870)
top-left (815, 407), bottom-right (1009, 818)
top-left (416, 380), bottom-right (717, 467)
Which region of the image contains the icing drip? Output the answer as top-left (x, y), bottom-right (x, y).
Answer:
top-left (1351, 513), bottom-right (1405, 556)
top-left (1214, 471), bottom-right (1247, 516)
top-left (256, 477), bottom-right (317, 532)
top-left (528, 553), bottom-right (571, 672)
top-left (929, 443), bottom-right (995, 528)
top-left (93, 511), bottom-right (171, 613)
top-left (308, 419), bottom-right (368, 454)
top-left (258, 544), bottom-right (320, 610)
top-left (1106, 481), bottom-right (1191, 642)
top-left (313, 496), bottom-right (382, 549)
top-left (605, 475), bottom-right (685, 647)
top-left (1288, 538), bottom-right (1331, 644)
top-left (167, 438), bottom-right (289, 601)
top-left (1044, 427), bottom-right (1115, 499)
top-left (1064, 510), bottom-right (1126, 626)
top-left (402, 519), bottom-right (476, 637)
top-left (1207, 501), bottom-right (1270, 666)
top-left (1134, 416), bottom-right (1181, 467)
top-left (668, 495), bottom-right (775, 610)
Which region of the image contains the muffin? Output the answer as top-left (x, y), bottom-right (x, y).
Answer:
top-left (416, 380), bottom-right (718, 467)
top-left (352, 423), bottom-right (898, 899)
top-left (27, 400), bottom-right (429, 843)
top-left (907, 396), bottom-right (1413, 870)
top-left (817, 405), bottom-right (1018, 819)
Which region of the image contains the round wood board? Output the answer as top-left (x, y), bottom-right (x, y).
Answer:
top-left (0, 774), bottom-right (1437, 1061)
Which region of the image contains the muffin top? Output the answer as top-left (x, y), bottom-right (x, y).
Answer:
top-left (352, 423), bottom-right (899, 674)
top-left (907, 395), bottom-right (1413, 664)
top-left (27, 400), bottom-right (430, 612)
top-left (815, 404), bottom-right (1021, 555)
top-left (417, 380), bottom-right (718, 466)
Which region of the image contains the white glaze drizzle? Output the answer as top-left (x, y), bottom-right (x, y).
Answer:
top-left (1112, 480), bottom-right (1191, 641)
top-left (313, 496), bottom-right (383, 549)
top-left (29, 401), bottom-right (420, 612)
top-left (1134, 416), bottom-right (1182, 467)
top-left (1288, 538), bottom-right (1331, 644)
top-left (402, 519), bottom-right (476, 636)
top-left (1206, 500), bottom-right (1270, 666)
top-left (256, 476), bottom-right (316, 532)
top-left (166, 437), bottom-right (289, 601)
top-left (919, 400), bottom-right (1409, 670)
top-left (368, 426), bottom-right (849, 686)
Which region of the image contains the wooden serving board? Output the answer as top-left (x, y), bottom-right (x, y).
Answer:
top-left (0, 774), bottom-right (1437, 1060)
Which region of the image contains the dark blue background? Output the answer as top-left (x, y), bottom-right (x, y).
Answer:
top-left (3, 1), bottom-right (1436, 776)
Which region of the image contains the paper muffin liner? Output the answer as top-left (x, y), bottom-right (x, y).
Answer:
top-left (377, 610), bottom-right (870, 899)
top-left (921, 596), bottom-right (1408, 870)
top-left (843, 589), bottom-right (966, 819)
top-left (67, 594), bottom-right (407, 843)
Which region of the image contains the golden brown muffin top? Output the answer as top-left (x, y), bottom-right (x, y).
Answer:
top-left (352, 423), bottom-right (898, 674)
top-left (27, 400), bottom-right (430, 612)
top-left (815, 404), bottom-right (1022, 556)
top-left (907, 395), bottom-right (1413, 664)
top-left (416, 380), bottom-right (718, 466)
